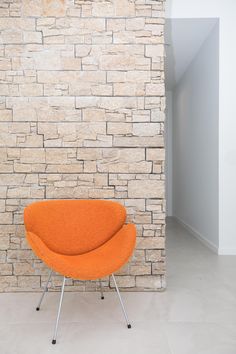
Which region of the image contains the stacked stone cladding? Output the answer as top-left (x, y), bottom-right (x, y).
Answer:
top-left (0, 0), bottom-right (166, 292)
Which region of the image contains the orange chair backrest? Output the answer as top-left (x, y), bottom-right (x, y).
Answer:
top-left (24, 200), bottom-right (126, 256)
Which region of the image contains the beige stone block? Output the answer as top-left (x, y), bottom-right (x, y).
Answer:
top-left (0, 187), bottom-right (7, 198)
top-left (0, 85), bottom-right (9, 96)
top-left (107, 19), bottom-right (125, 32)
top-left (152, 262), bottom-right (166, 275)
top-left (0, 264), bottom-right (13, 276)
top-left (0, 250), bottom-right (6, 263)
top-left (20, 134), bottom-right (43, 147)
top-left (13, 107), bottom-right (37, 122)
top-left (75, 45), bottom-right (91, 57)
top-left (22, 0), bottom-right (42, 16)
top-left (2, 31), bottom-right (23, 44)
top-left (137, 237), bottom-right (165, 250)
top-left (62, 58), bottom-right (81, 70)
top-left (0, 110), bottom-right (12, 122)
top-left (107, 123), bottom-right (132, 135)
top-left (0, 212), bottom-right (12, 224)
top-left (84, 135), bottom-right (113, 148)
top-left (0, 200), bottom-right (5, 212)
top-left (136, 275), bottom-right (162, 289)
top-left (114, 83), bottom-right (145, 96)
top-left (92, 3), bottom-right (115, 17)
top-left (127, 71), bottom-right (151, 83)
top-left (0, 18), bottom-right (35, 31)
top-left (132, 249), bottom-right (145, 263)
top-left (0, 59), bottom-right (11, 71)
top-left (110, 275), bottom-right (135, 288)
top-left (0, 174), bottom-right (24, 186)
top-left (77, 148), bottom-right (102, 161)
top-left (114, 136), bottom-right (164, 147)
top-left (84, 161), bottom-right (97, 173)
top-left (133, 123), bottom-right (160, 137)
top-left (18, 275), bottom-right (40, 289)
top-left (144, 24), bottom-right (163, 36)
top-left (107, 71), bottom-right (126, 83)
top-left (23, 32), bottom-right (42, 44)
top-left (0, 235), bottom-right (9, 250)
top-left (9, 123), bottom-right (30, 134)
top-left (76, 96), bottom-right (137, 111)
top-left (42, 0), bottom-right (66, 17)
top-left (128, 180), bottom-right (164, 198)
top-left (46, 186), bottom-right (89, 199)
top-left (113, 31), bottom-right (136, 44)
top-left (100, 54), bottom-right (135, 70)
top-left (146, 148), bottom-right (165, 161)
top-left (146, 250), bottom-right (162, 262)
top-left (145, 96), bottom-right (161, 109)
top-left (37, 17), bottom-right (55, 27)
top-left (19, 84), bottom-right (43, 97)
top-left (151, 109), bottom-right (165, 122)
top-left (130, 264), bottom-right (151, 275)
top-left (134, 212), bottom-right (152, 224)
top-left (91, 84), bottom-right (113, 96)
top-left (21, 149), bottom-right (45, 163)
top-left (7, 186), bottom-right (44, 199)
top-left (0, 275), bottom-right (17, 290)
top-left (14, 262), bottom-right (34, 275)
top-left (146, 44), bottom-right (164, 59)
top-left (126, 18), bottom-right (145, 30)
top-left (94, 174), bottom-right (108, 187)
top-left (55, 164), bottom-right (83, 173)
top-left (146, 83), bottom-right (165, 96)
top-left (7, 250), bottom-right (36, 262)
top-left (88, 188), bottom-right (114, 199)
top-left (103, 148), bottom-right (145, 163)
top-left (46, 148), bottom-right (70, 164)
top-left (83, 108), bottom-right (106, 122)
top-left (115, 0), bottom-right (135, 17)
top-left (135, 57), bottom-right (151, 71)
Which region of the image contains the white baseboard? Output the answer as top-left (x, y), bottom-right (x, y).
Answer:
top-left (172, 216), bottom-right (218, 254)
top-left (218, 248), bottom-right (236, 256)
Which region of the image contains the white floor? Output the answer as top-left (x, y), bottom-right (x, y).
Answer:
top-left (0, 218), bottom-right (236, 354)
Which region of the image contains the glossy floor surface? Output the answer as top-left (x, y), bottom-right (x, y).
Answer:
top-left (0, 218), bottom-right (236, 354)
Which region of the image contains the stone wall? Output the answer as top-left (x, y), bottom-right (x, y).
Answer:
top-left (0, 0), bottom-right (166, 292)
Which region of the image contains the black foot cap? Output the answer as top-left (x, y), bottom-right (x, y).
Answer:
top-left (36, 307), bottom-right (40, 311)
top-left (101, 296), bottom-right (104, 300)
top-left (52, 339), bottom-right (56, 345)
top-left (127, 324), bottom-right (131, 329)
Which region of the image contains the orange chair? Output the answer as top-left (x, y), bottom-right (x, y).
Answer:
top-left (24, 200), bottom-right (136, 344)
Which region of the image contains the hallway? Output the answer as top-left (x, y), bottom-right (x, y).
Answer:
top-left (0, 219), bottom-right (235, 354)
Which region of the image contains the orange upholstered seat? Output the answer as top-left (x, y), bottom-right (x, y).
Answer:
top-left (24, 200), bottom-right (136, 280)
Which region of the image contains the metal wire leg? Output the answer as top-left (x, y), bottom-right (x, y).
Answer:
top-left (36, 269), bottom-right (53, 311)
top-left (99, 279), bottom-right (104, 300)
top-left (52, 276), bottom-right (66, 345)
top-left (112, 274), bottom-right (131, 329)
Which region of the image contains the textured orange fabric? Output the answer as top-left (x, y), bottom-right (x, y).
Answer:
top-left (26, 224), bottom-right (136, 280)
top-left (24, 200), bottom-right (136, 280)
top-left (24, 200), bottom-right (126, 255)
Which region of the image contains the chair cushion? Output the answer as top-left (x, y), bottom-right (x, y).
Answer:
top-left (26, 224), bottom-right (136, 280)
top-left (24, 200), bottom-right (126, 255)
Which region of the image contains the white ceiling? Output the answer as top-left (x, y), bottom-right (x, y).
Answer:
top-left (165, 18), bottom-right (218, 90)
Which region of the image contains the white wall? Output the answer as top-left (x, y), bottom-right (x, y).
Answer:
top-left (165, 91), bottom-right (173, 216)
top-left (166, 0), bottom-right (236, 255)
top-left (172, 23), bottom-right (219, 252)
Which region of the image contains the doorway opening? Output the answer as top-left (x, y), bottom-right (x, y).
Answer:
top-left (165, 18), bottom-right (219, 252)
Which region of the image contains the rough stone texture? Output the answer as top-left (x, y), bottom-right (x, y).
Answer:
top-left (0, 0), bottom-right (166, 292)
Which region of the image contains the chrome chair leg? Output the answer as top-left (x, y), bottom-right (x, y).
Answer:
top-left (112, 274), bottom-right (131, 329)
top-left (99, 279), bottom-right (104, 300)
top-left (36, 269), bottom-right (53, 311)
top-left (52, 276), bottom-right (66, 345)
